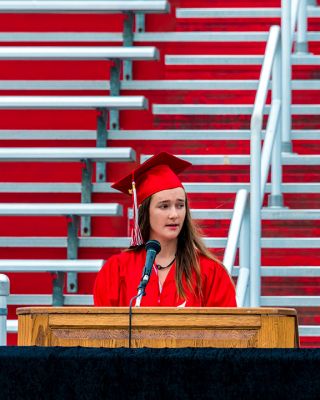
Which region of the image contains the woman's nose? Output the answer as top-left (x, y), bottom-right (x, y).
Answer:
top-left (169, 206), bottom-right (178, 218)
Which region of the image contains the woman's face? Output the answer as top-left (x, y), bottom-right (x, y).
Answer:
top-left (149, 187), bottom-right (186, 244)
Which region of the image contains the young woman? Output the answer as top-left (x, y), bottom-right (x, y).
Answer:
top-left (93, 152), bottom-right (237, 307)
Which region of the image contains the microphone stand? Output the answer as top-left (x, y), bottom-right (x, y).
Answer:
top-left (135, 272), bottom-right (149, 307)
top-left (135, 290), bottom-right (143, 307)
top-left (128, 240), bottom-right (161, 347)
top-left (134, 239), bottom-right (161, 307)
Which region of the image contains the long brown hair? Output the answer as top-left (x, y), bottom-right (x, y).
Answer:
top-left (133, 192), bottom-right (222, 300)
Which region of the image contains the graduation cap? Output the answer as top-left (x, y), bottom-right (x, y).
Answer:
top-left (112, 152), bottom-right (192, 246)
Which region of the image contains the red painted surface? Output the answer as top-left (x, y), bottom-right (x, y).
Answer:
top-left (1, 0), bottom-right (319, 346)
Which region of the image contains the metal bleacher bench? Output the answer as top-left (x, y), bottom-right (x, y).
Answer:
top-left (0, 95), bottom-right (144, 184)
top-left (0, 46), bottom-right (159, 61)
top-left (0, 204), bottom-right (123, 310)
top-left (0, 0), bottom-right (163, 127)
top-left (0, 1), bottom-right (170, 13)
top-left (1, 259), bottom-right (104, 334)
top-left (0, 146), bottom-right (136, 232)
top-left (0, 0), bottom-right (168, 79)
top-left (0, 96), bottom-right (147, 110)
top-left (0, 147), bottom-right (135, 162)
top-left (0, 146), bottom-right (135, 292)
top-left (0, 31), bottom-right (318, 43)
top-left (0, 46), bottom-right (159, 94)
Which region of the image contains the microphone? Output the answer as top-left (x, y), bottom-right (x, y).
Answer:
top-left (135, 239), bottom-right (161, 306)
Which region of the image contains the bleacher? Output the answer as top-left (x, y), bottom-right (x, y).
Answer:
top-left (0, 0), bottom-right (319, 348)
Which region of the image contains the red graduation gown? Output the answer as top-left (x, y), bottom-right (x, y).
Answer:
top-left (93, 249), bottom-right (237, 307)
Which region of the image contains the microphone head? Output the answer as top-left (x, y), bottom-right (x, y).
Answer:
top-left (145, 239), bottom-right (161, 254)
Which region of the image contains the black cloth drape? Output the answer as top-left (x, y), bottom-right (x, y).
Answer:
top-left (0, 347), bottom-right (319, 400)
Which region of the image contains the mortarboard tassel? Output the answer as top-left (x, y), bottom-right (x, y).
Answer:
top-left (130, 177), bottom-right (143, 246)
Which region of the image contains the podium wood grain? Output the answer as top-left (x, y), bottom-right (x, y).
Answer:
top-left (17, 307), bottom-right (299, 348)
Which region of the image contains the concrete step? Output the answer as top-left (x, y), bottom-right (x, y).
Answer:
top-left (0, 237), bottom-right (318, 249)
top-left (1, 129), bottom-right (319, 141)
top-left (233, 266), bottom-right (320, 277)
top-left (0, 31), bottom-right (319, 43)
top-left (176, 7), bottom-right (320, 19)
top-left (1, 262), bottom-right (319, 277)
top-left (0, 79), bottom-right (318, 91)
top-left (261, 296), bottom-right (320, 307)
top-left (141, 154), bottom-right (320, 166)
top-left (153, 104), bottom-right (320, 115)
top-left (299, 326), bottom-right (320, 337)
top-left (0, 182), bottom-right (319, 194)
top-left (6, 294), bottom-right (92, 305)
top-left (166, 54), bottom-right (320, 66)
top-left (189, 209), bottom-right (320, 220)
top-left (5, 294), bottom-right (320, 307)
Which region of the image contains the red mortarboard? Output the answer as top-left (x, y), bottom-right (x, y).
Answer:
top-left (112, 152), bottom-right (192, 205)
top-left (112, 152), bottom-right (192, 246)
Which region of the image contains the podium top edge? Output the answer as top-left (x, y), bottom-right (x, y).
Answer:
top-left (16, 306), bottom-right (298, 316)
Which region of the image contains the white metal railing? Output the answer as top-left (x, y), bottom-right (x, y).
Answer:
top-left (250, 25), bottom-right (282, 307)
top-left (246, 0), bottom-right (309, 306)
top-left (223, 189), bottom-right (250, 307)
top-left (282, 0), bottom-right (308, 152)
top-left (223, 1), bottom-right (310, 305)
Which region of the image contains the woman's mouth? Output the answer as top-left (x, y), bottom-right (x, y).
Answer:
top-left (166, 224), bottom-right (179, 230)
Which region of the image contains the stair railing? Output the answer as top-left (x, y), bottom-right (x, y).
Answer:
top-left (282, 0), bottom-right (308, 152)
top-left (250, 25), bottom-right (282, 306)
top-left (223, 189), bottom-right (250, 307)
top-left (226, 25), bottom-right (282, 307)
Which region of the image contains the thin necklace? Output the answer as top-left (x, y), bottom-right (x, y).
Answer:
top-left (156, 257), bottom-right (175, 270)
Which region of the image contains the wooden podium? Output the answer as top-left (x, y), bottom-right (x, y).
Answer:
top-left (17, 307), bottom-right (299, 348)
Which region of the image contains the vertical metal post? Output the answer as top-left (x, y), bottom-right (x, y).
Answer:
top-left (281, 0), bottom-right (293, 152)
top-left (291, 0), bottom-right (300, 35)
top-left (250, 123), bottom-right (262, 307)
top-left (223, 189), bottom-right (248, 274)
top-left (110, 59), bottom-right (120, 130)
top-left (66, 215), bottom-right (79, 294)
top-left (238, 204), bottom-right (250, 307)
top-left (0, 274), bottom-right (9, 346)
top-left (243, 285), bottom-right (250, 307)
top-left (123, 12), bottom-right (134, 80)
top-left (52, 271), bottom-right (64, 306)
top-left (135, 13), bottom-right (145, 33)
top-left (296, 0), bottom-right (308, 53)
top-left (269, 39), bottom-right (284, 207)
top-left (81, 160), bottom-right (93, 236)
top-left (96, 108), bottom-right (108, 182)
